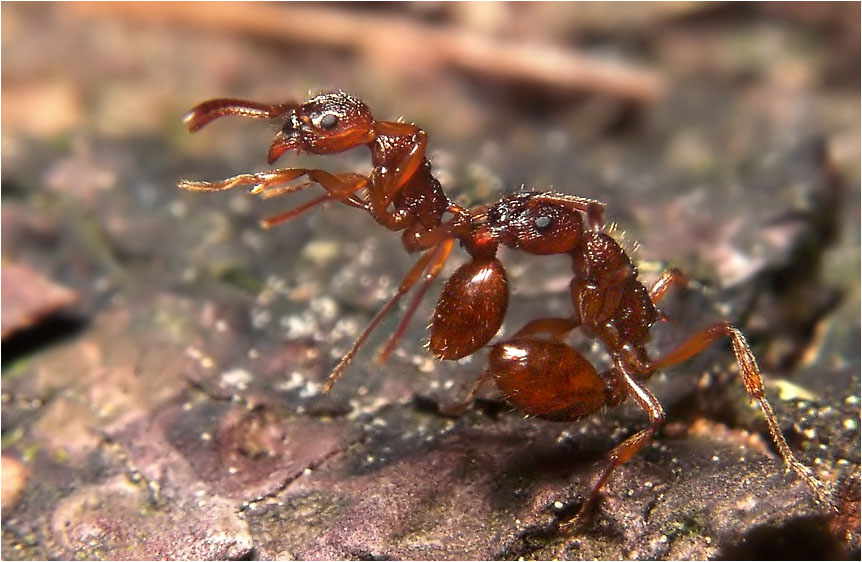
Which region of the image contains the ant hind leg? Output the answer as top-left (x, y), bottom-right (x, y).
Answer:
top-left (562, 368), bottom-right (665, 530)
top-left (651, 322), bottom-right (835, 512)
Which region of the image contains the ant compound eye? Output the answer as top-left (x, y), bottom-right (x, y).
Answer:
top-left (534, 215), bottom-right (553, 232)
top-left (319, 113), bottom-right (339, 130)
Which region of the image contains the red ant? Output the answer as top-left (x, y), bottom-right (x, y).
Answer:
top-left (179, 91), bottom-right (833, 526)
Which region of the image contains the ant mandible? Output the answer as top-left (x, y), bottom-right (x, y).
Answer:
top-left (179, 91), bottom-right (833, 526)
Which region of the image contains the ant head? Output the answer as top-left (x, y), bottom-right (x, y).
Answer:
top-left (268, 92), bottom-right (376, 164)
top-left (485, 192), bottom-right (585, 255)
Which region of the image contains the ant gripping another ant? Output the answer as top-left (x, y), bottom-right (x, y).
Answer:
top-left (179, 91), bottom-right (834, 526)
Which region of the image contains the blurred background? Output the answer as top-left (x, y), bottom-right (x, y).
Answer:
top-left (2, 3), bottom-right (859, 560)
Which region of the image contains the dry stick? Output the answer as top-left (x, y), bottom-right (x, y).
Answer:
top-left (70, 2), bottom-right (665, 103)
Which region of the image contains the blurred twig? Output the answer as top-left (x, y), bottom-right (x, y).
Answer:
top-left (71, 2), bottom-right (665, 104)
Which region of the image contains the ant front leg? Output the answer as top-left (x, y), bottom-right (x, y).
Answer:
top-left (179, 168), bottom-right (314, 194)
top-left (260, 172), bottom-right (369, 229)
top-left (180, 168), bottom-right (364, 200)
top-left (180, 169), bottom-right (370, 228)
top-left (368, 121), bottom-right (428, 211)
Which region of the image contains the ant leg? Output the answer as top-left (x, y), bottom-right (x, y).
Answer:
top-left (256, 180), bottom-right (318, 199)
top-left (648, 267), bottom-right (687, 304)
top-left (322, 243), bottom-right (446, 393)
top-left (301, 170), bottom-right (369, 207)
top-left (648, 267), bottom-right (688, 324)
top-left (369, 121), bottom-right (428, 209)
top-left (179, 168), bottom-right (314, 193)
top-left (260, 173), bottom-right (367, 208)
top-left (564, 368), bottom-right (665, 529)
top-left (181, 169), bottom-right (368, 212)
top-left (572, 274), bottom-right (627, 327)
top-left (181, 169), bottom-right (369, 229)
top-left (510, 317), bottom-right (580, 342)
top-left (437, 370), bottom-right (494, 416)
top-left (183, 98), bottom-right (295, 132)
top-left (376, 238), bottom-right (455, 364)
top-left (651, 322), bottom-right (834, 511)
top-left (261, 173), bottom-right (370, 229)
top-left (260, 193), bottom-right (333, 229)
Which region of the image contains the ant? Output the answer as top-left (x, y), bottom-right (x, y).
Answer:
top-left (179, 91), bottom-right (834, 527)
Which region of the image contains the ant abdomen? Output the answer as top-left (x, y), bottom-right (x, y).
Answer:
top-left (489, 339), bottom-right (606, 421)
top-left (429, 258), bottom-right (508, 360)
